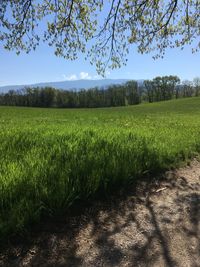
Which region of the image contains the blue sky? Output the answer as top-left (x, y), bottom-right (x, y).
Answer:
top-left (0, 39), bottom-right (199, 86)
top-left (1, 1), bottom-right (200, 87)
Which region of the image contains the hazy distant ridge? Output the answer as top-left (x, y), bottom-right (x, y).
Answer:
top-left (0, 79), bottom-right (132, 93)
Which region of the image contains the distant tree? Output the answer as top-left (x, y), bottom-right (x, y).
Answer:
top-left (37, 87), bottom-right (55, 107)
top-left (1, 1), bottom-right (200, 73)
top-left (163, 75), bottom-right (180, 100)
top-left (152, 77), bottom-right (163, 102)
top-left (144, 76), bottom-right (180, 102)
top-left (182, 80), bottom-right (194, 97)
top-left (193, 77), bottom-right (200, 97)
top-left (143, 80), bottom-right (154, 103)
top-left (125, 81), bottom-right (141, 105)
top-left (3, 90), bottom-right (17, 106)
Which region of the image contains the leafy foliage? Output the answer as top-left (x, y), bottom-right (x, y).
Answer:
top-left (143, 75), bottom-right (181, 102)
top-left (0, 1), bottom-right (200, 73)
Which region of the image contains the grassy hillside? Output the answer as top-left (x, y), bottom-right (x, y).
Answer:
top-left (1, 97), bottom-right (200, 239)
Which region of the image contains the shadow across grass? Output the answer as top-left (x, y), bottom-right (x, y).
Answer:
top-left (1, 161), bottom-right (199, 267)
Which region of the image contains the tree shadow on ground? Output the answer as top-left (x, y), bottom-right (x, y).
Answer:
top-left (1, 164), bottom-right (200, 267)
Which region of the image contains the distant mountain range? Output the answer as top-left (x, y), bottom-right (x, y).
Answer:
top-left (0, 79), bottom-right (141, 93)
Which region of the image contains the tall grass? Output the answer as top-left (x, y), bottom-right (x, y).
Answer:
top-left (1, 97), bottom-right (200, 239)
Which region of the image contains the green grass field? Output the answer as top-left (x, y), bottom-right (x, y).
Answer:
top-left (1, 97), bottom-right (200, 239)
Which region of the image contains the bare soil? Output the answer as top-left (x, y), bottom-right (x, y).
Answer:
top-left (0, 160), bottom-right (200, 267)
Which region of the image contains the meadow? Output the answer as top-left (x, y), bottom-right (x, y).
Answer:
top-left (1, 97), bottom-right (200, 240)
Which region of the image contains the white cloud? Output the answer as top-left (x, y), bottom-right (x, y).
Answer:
top-left (105, 71), bottom-right (111, 76)
top-left (62, 74), bottom-right (77, 81)
top-left (62, 71), bottom-right (105, 81)
top-left (79, 72), bottom-right (92, 80)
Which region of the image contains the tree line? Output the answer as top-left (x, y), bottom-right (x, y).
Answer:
top-left (0, 81), bottom-right (141, 108)
top-left (143, 76), bottom-right (200, 102)
top-left (0, 76), bottom-right (200, 108)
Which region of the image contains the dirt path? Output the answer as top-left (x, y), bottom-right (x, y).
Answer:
top-left (1, 160), bottom-right (200, 267)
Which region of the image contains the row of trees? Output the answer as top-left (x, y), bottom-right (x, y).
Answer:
top-left (1, 76), bottom-right (200, 108)
top-left (0, 81), bottom-right (141, 108)
top-left (143, 76), bottom-right (200, 103)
